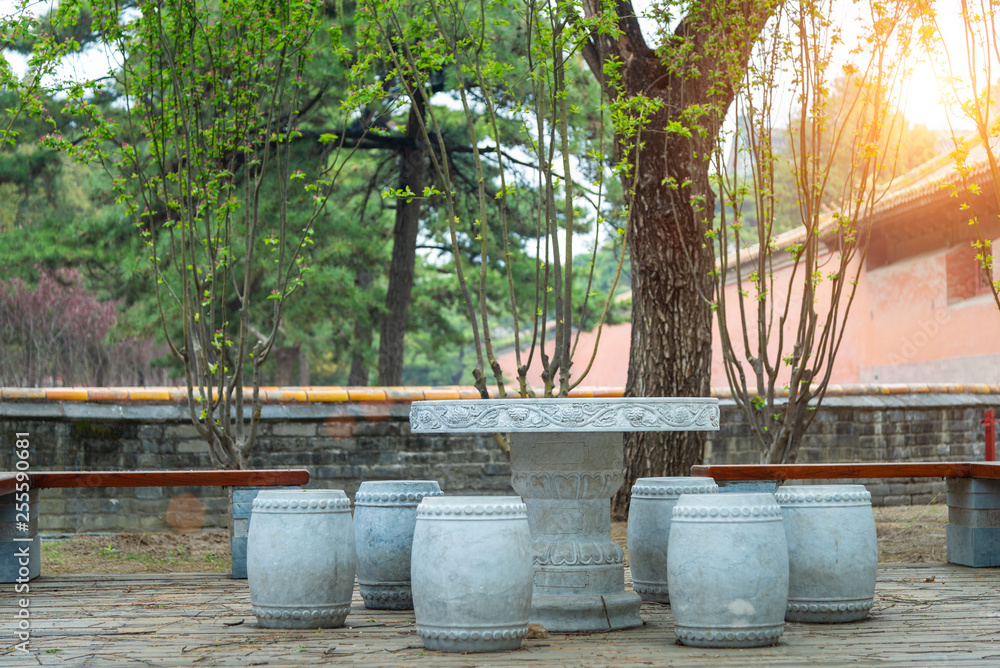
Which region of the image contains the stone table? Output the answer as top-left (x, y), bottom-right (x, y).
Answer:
top-left (409, 397), bottom-right (719, 632)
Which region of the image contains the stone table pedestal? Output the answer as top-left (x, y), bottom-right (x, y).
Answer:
top-left (409, 397), bottom-right (719, 632)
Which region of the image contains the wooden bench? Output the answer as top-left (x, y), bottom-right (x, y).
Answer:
top-left (1, 469), bottom-right (309, 583)
top-left (691, 461), bottom-right (1000, 567)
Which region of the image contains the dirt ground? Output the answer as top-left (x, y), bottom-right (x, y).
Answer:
top-left (42, 503), bottom-right (948, 575)
top-left (42, 530), bottom-right (231, 574)
top-left (610, 503), bottom-right (948, 565)
top-left (871, 503), bottom-right (948, 562)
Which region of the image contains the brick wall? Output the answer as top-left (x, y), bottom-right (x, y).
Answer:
top-left (706, 392), bottom-right (994, 505)
top-left (1, 386), bottom-right (996, 532)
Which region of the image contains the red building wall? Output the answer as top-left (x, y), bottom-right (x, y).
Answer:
top-left (494, 243), bottom-right (1000, 391)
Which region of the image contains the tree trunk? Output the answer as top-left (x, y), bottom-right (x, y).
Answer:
top-left (349, 271), bottom-right (375, 386)
top-left (348, 340), bottom-right (371, 385)
top-left (273, 346), bottom-right (298, 386)
top-left (613, 96), bottom-right (716, 518)
top-left (297, 347), bottom-right (310, 386)
top-left (377, 90), bottom-right (428, 386)
top-left (579, 2), bottom-right (776, 518)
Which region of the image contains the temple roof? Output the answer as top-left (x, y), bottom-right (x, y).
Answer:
top-left (727, 133), bottom-right (998, 270)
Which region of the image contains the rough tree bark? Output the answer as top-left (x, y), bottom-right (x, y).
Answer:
top-left (377, 90), bottom-right (428, 386)
top-left (274, 346), bottom-right (299, 386)
top-left (348, 270), bottom-right (376, 385)
top-left (580, 1), bottom-right (776, 517)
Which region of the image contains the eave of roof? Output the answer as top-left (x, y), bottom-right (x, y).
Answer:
top-left (725, 134), bottom-right (995, 270)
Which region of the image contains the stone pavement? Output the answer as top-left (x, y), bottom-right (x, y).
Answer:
top-left (2, 563), bottom-right (999, 666)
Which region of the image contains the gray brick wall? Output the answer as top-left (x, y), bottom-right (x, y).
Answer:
top-left (0, 402), bottom-right (514, 532)
top-left (705, 394), bottom-right (994, 505)
top-left (1, 392), bottom-right (996, 532)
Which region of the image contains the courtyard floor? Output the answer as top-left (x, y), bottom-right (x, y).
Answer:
top-left (2, 562), bottom-right (997, 667)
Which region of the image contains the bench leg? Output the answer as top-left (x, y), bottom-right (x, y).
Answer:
top-left (946, 477), bottom-right (1000, 567)
top-left (1, 489), bottom-right (40, 583)
top-left (716, 480), bottom-right (779, 494)
top-left (231, 487), bottom-right (299, 579)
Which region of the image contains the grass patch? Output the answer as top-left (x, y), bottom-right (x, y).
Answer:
top-left (40, 531), bottom-right (230, 574)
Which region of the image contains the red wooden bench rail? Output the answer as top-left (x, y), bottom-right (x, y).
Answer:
top-left (971, 462), bottom-right (1000, 478)
top-left (690, 462), bottom-right (1000, 481)
top-left (1, 468), bottom-right (310, 583)
top-left (25, 469), bottom-right (310, 489)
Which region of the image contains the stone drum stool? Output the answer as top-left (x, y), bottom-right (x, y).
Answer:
top-left (410, 495), bottom-right (533, 652)
top-left (628, 476), bottom-right (718, 603)
top-left (776, 484), bottom-right (877, 622)
top-left (354, 480), bottom-right (443, 609)
top-left (247, 489), bottom-right (356, 628)
top-left (667, 492), bottom-right (789, 648)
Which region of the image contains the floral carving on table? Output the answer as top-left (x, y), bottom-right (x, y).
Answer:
top-left (409, 398), bottom-right (720, 433)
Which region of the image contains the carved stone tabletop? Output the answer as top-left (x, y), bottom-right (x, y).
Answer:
top-left (409, 398), bottom-right (719, 433)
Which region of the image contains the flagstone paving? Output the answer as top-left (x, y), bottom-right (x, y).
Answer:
top-left (2, 563), bottom-right (997, 666)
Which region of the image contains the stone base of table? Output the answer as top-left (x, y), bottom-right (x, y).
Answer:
top-left (510, 432), bottom-right (641, 632)
top-left (531, 591), bottom-right (642, 632)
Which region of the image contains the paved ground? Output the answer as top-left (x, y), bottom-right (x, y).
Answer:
top-left (2, 563), bottom-right (999, 667)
